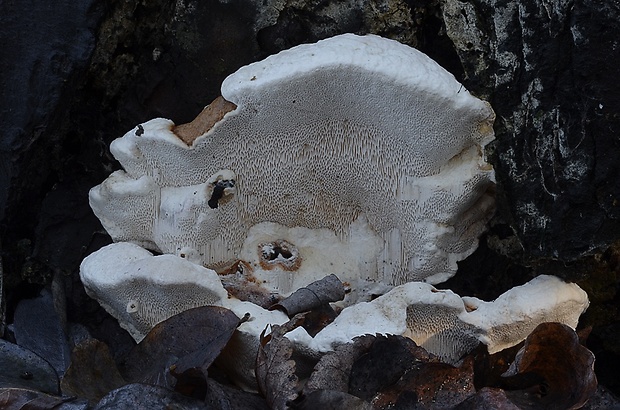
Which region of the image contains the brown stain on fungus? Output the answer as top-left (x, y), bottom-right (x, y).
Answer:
top-left (173, 96), bottom-right (236, 146)
top-left (218, 260), bottom-right (281, 308)
top-left (258, 240), bottom-right (302, 271)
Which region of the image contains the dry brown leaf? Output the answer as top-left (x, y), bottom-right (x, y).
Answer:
top-left (471, 342), bottom-right (524, 389)
top-left (93, 383), bottom-right (207, 409)
top-left (580, 385), bottom-right (620, 409)
top-left (298, 304), bottom-right (338, 337)
top-left (501, 322), bottom-right (597, 410)
top-left (307, 334), bottom-right (471, 409)
top-left (348, 334), bottom-right (437, 402)
top-left (269, 274), bottom-right (345, 317)
top-left (60, 338), bottom-right (126, 404)
top-left (372, 355), bottom-right (476, 409)
top-left (454, 387), bottom-right (520, 410)
top-left (204, 378), bottom-right (269, 409)
top-left (119, 305), bottom-right (240, 391)
top-left (0, 387), bottom-right (74, 410)
top-left (255, 315), bottom-right (304, 410)
top-left (291, 389), bottom-right (373, 410)
top-left (304, 335), bottom-right (375, 394)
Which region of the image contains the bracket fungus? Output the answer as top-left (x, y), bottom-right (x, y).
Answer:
top-left (81, 34), bottom-right (590, 389)
top-left (286, 275), bottom-right (589, 364)
top-left (80, 242), bottom-right (228, 341)
top-left (80, 241), bottom-right (290, 340)
top-left (89, 33), bottom-right (496, 296)
top-left (80, 245), bottom-right (588, 387)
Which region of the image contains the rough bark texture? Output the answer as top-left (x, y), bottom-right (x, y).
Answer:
top-left (1, 0), bottom-right (619, 396)
top-left (442, 0), bottom-right (620, 262)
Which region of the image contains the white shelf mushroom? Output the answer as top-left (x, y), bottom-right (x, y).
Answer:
top-left (80, 245), bottom-right (589, 386)
top-left (89, 33), bottom-right (496, 296)
top-left (80, 34), bottom-right (590, 389)
top-left (286, 275), bottom-right (589, 364)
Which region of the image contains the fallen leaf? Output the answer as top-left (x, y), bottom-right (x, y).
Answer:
top-left (306, 334), bottom-right (473, 409)
top-left (118, 305), bottom-right (240, 392)
top-left (348, 334), bottom-right (436, 402)
top-left (256, 315), bottom-right (304, 410)
top-left (471, 342), bottom-right (524, 389)
top-left (372, 355), bottom-right (476, 409)
top-left (93, 383), bottom-right (207, 409)
top-left (580, 385), bottom-right (620, 409)
top-left (204, 378), bottom-right (269, 409)
top-left (501, 322), bottom-right (597, 410)
top-left (299, 304), bottom-right (338, 337)
top-left (12, 289), bottom-right (71, 377)
top-left (291, 389), bottom-right (373, 410)
top-left (0, 339), bottom-right (59, 395)
top-left (60, 339), bottom-right (127, 404)
top-left (304, 335), bottom-right (375, 394)
top-left (270, 274), bottom-right (345, 317)
top-left (0, 387), bottom-right (74, 410)
top-left (454, 387), bottom-right (520, 410)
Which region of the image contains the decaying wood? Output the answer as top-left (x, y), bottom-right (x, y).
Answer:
top-left (173, 96), bottom-right (236, 146)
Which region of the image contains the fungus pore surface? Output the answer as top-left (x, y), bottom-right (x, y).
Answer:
top-left (81, 35), bottom-right (591, 390)
top-left (286, 275), bottom-right (590, 364)
top-left (89, 34), bottom-right (496, 296)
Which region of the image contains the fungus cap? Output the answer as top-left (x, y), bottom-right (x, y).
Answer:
top-left (79, 242), bottom-right (231, 341)
top-left (79, 242), bottom-right (289, 389)
top-left (80, 244), bottom-right (589, 386)
top-left (286, 275), bottom-right (590, 363)
top-left (89, 34), bottom-right (496, 293)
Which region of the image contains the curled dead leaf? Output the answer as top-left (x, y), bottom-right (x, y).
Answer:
top-left (0, 387), bottom-right (80, 410)
top-left (270, 274), bottom-right (345, 317)
top-left (304, 335), bottom-right (375, 394)
top-left (60, 339), bottom-right (126, 404)
top-left (118, 306), bottom-right (240, 392)
top-left (256, 316), bottom-right (304, 410)
top-left (501, 322), bottom-right (597, 410)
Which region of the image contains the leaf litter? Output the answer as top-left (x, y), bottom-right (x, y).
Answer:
top-left (1, 291), bottom-right (608, 409)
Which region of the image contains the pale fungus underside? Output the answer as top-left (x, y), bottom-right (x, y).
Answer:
top-left (80, 34), bottom-right (589, 389)
top-left (88, 33), bottom-right (496, 295)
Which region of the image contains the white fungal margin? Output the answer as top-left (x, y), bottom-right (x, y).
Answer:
top-left (286, 275), bottom-right (589, 364)
top-left (89, 33), bottom-right (496, 288)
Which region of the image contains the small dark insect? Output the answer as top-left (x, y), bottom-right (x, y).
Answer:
top-left (208, 179), bottom-right (235, 209)
top-left (20, 371), bottom-right (33, 380)
top-left (135, 124), bottom-right (145, 136)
